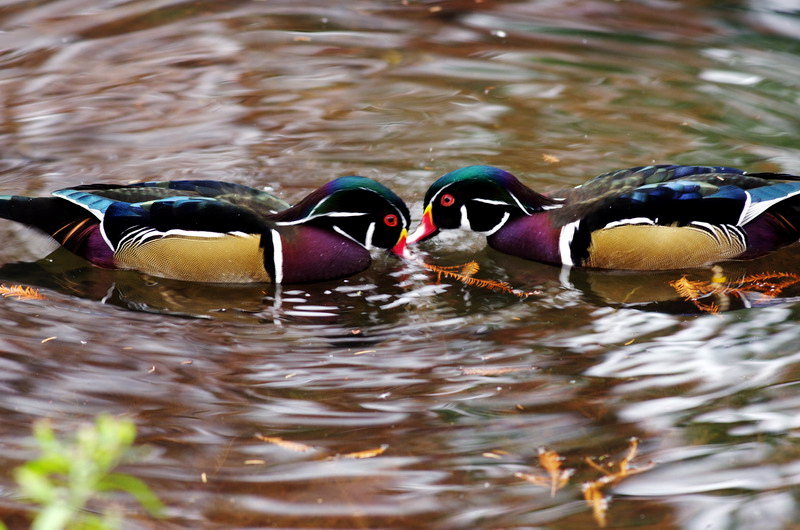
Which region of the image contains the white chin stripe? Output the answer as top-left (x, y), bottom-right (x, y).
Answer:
top-left (364, 222), bottom-right (376, 249)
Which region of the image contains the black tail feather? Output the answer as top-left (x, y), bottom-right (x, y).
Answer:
top-left (0, 196), bottom-right (99, 251)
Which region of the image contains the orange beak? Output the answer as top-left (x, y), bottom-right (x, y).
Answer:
top-left (391, 228), bottom-right (411, 259)
top-left (406, 204), bottom-right (438, 245)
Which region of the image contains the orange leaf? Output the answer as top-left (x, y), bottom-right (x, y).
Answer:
top-left (339, 444), bottom-right (388, 459)
top-left (255, 435), bottom-right (314, 453)
top-left (0, 284), bottom-right (45, 301)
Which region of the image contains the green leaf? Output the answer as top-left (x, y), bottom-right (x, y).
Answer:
top-left (31, 503), bottom-right (73, 530)
top-left (98, 473), bottom-right (165, 516)
top-left (15, 467), bottom-right (57, 504)
top-left (15, 415), bottom-right (164, 529)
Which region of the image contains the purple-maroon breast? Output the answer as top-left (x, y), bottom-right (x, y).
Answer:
top-left (79, 225), bottom-right (116, 268)
top-left (487, 213), bottom-right (562, 265)
top-left (279, 226), bottom-right (371, 283)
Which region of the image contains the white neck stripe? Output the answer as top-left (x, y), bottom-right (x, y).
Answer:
top-left (481, 211), bottom-right (511, 236)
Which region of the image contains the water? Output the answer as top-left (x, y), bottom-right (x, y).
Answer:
top-left (1, 1), bottom-right (800, 528)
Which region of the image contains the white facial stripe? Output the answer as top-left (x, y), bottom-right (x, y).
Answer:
top-left (433, 180), bottom-right (533, 216)
top-left (308, 194), bottom-right (331, 216)
top-left (459, 205), bottom-right (471, 230)
top-left (271, 229), bottom-right (283, 283)
top-left (427, 185), bottom-right (448, 209)
top-left (472, 198), bottom-right (508, 206)
top-left (275, 211), bottom-right (368, 226)
top-left (364, 222), bottom-right (376, 249)
top-left (506, 189), bottom-right (534, 216)
top-left (280, 186), bottom-right (408, 228)
top-left (327, 212), bottom-right (370, 218)
top-left (559, 220), bottom-right (581, 266)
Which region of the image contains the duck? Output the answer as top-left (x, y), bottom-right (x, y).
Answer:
top-left (0, 177), bottom-right (411, 283)
top-left (406, 164), bottom-right (800, 270)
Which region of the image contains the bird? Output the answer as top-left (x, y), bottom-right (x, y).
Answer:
top-left (0, 176), bottom-right (411, 283)
top-left (406, 164), bottom-right (800, 270)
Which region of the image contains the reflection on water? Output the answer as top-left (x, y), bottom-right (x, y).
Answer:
top-left (2, 1), bottom-right (800, 528)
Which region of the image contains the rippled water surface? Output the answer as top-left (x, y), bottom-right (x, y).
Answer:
top-left (1, 1), bottom-right (800, 528)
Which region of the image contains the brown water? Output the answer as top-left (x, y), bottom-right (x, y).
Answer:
top-left (1, 1), bottom-right (800, 528)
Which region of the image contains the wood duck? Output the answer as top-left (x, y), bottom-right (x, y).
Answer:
top-left (407, 164), bottom-right (800, 270)
top-left (0, 177), bottom-right (411, 283)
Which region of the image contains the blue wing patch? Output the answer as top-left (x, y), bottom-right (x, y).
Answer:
top-left (52, 189), bottom-right (118, 219)
top-left (746, 182), bottom-right (800, 204)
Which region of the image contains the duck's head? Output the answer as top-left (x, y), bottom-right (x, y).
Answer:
top-left (272, 176), bottom-right (412, 257)
top-left (407, 165), bottom-right (554, 244)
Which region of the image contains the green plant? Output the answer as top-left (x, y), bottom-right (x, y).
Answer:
top-left (11, 414), bottom-right (164, 530)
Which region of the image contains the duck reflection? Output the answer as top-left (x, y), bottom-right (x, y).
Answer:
top-left (490, 246), bottom-right (800, 313)
top-left (3, 247), bottom-right (800, 317)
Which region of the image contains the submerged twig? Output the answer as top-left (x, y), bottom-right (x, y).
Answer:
top-left (419, 260), bottom-right (539, 298)
top-left (670, 270), bottom-right (800, 312)
top-left (0, 284), bottom-right (45, 301)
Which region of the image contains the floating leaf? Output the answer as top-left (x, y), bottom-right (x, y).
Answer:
top-left (255, 435), bottom-right (314, 453)
top-left (339, 444), bottom-right (388, 459)
top-left (0, 284), bottom-right (45, 301)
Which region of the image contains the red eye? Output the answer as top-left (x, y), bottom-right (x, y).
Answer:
top-left (384, 214), bottom-right (398, 227)
top-left (440, 193), bottom-right (455, 207)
